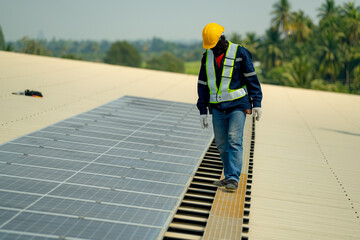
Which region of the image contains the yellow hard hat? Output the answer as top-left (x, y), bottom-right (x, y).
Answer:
top-left (202, 23), bottom-right (225, 49)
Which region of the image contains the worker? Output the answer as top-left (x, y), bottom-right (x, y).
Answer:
top-left (197, 23), bottom-right (263, 190)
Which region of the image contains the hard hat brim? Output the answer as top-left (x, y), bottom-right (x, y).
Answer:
top-left (203, 41), bottom-right (218, 49)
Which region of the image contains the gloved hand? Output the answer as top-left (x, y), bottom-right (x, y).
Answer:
top-left (253, 107), bottom-right (262, 121)
top-left (200, 114), bottom-right (209, 129)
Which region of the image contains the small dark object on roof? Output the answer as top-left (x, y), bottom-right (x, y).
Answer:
top-left (25, 89), bottom-right (43, 97)
top-left (12, 89), bottom-right (43, 98)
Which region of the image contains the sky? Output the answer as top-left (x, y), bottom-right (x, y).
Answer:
top-left (0, 0), bottom-right (357, 42)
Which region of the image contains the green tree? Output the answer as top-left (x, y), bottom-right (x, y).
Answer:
top-left (264, 65), bottom-right (287, 85)
top-left (62, 54), bottom-right (83, 60)
top-left (5, 44), bottom-right (14, 51)
top-left (341, 2), bottom-right (360, 44)
top-left (271, 0), bottom-right (293, 58)
top-left (272, 0), bottom-right (292, 33)
top-left (183, 47), bottom-right (203, 62)
top-left (290, 10), bottom-right (313, 44)
top-left (352, 64), bottom-right (360, 93)
top-left (242, 32), bottom-right (260, 60)
top-left (317, 0), bottom-right (338, 20)
top-left (283, 54), bottom-right (314, 88)
top-left (149, 38), bottom-right (165, 52)
top-left (339, 2), bottom-right (360, 90)
top-left (0, 25), bottom-right (6, 50)
top-left (104, 41), bottom-right (141, 67)
top-left (20, 36), bottom-right (51, 55)
top-left (229, 32), bottom-right (242, 45)
top-left (316, 29), bottom-right (342, 81)
top-left (146, 52), bottom-right (184, 73)
top-left (259, 27), bottom-right (283, 70)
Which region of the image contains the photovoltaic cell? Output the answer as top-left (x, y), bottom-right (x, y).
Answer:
top-left (0, 176), bottom-right (59, 194)
top-left (0, 163), bottom-right (74, 182)
top-left (0, 191), bottom-right (41, 210)
top-left (5, 212), bottom-right (161, 240)
top-left (0, 96), bottom-right (213, 239)
top-left (0, 152), bottom-right (88, 171)
top-left (29, 131), bottom-right (118, 147)
top-left (124, 136), bottom-right (207, 151)
top-left (82, 164), bottom-right (190, 185)
top-left (95, 155), bottom-right (195, 175)
top-left (12, 137), bottom-right (110, 154)
top-left (0, 143), bottom-right (100, 162)
top-left (66, 173), bottom-right (186, 197)
top-left (0, 232), bottom-right (56, 240)
top-left (106, 148), bottom-right (199, 165)
top-left (50, 184), bottom-right (178, 211)
top-left (41, 126), bottom-right (128, 141)
top-left (29, 197), bottom-right (170, 227)
top-left (0, 210), bottom-right (19, 226)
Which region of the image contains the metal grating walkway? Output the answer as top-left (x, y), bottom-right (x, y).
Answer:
top-left (163, 115), bottom-right (255, 240)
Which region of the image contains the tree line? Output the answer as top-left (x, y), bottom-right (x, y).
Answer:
top-left (2, 34), bottom-right (202, 74)
top-left (236, 0), bottom-right (360, 94)
top-left (1, 0), bottom-right (359, 94)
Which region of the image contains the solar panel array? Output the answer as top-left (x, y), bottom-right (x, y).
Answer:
top-left (0, 96), bottom-right (214, 240)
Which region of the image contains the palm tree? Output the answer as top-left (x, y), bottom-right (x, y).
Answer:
top-left (283, 54), bottom-right (314, 88)
top-left (271, 0), bottom-right (293, 58)
top-left (0, 25), bottom-right (5, 50)
top-left (290, 10), bottom-right (313, 44)
top-left (229, 32), bottom-right (242, 45)
top-left (271, 0), bottom-right (292, 34)
top-left (340, 2), bottom-right (360, 45)
top-left (340, 2), bottom-right (360, 90)
top-left (316, 29), bottom-right (342, 81)
top-left (259, 27), bottom-right (284, 70)
top-left (317, 0), bottom-right (338, 20)
top-left (242, 32), bottom-right (260, 60)
top-left (352, 64), bottom-right (360, 93)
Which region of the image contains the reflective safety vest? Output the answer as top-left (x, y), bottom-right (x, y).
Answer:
top-left (206, 42), bottom-right (247, 103)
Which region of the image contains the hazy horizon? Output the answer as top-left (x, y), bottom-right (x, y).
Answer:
top-left (1, 0), bottom-right (357, 42)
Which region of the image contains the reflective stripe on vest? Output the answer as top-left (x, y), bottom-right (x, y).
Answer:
top-left (206, 42), bottom-right (247, 103)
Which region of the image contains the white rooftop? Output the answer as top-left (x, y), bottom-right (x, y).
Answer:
top-left (1, 51), bottom-right (359, 239)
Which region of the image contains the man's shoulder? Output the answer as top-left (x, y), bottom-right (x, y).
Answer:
top-left (234, 45), bottom-right (252, 59)
top-left (233, 44), bottom-right (247, 52)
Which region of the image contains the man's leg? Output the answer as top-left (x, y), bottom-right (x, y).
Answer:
top-left (212, 108), bottom-right (230, 182)
top-left (226, 109), bottom-right (246, 183)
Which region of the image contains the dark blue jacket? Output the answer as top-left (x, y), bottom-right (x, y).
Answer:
top-left (196, 44), bottom-right (262, 115)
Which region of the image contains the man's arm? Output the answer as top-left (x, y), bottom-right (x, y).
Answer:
top-left (240, 48), bottom-right (263, 108)
top-left (197, 55), bottom-right (210, 115)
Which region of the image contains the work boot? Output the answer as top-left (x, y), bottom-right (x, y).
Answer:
top-left (225, 179), bottom-right (238, 190)
top-left (213, 179), bottom-right (229, 187)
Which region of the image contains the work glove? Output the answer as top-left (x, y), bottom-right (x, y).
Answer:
top-left (253, 107), bottom-right (262, 121)
top-left (200, 114), bottom-right (209, 129)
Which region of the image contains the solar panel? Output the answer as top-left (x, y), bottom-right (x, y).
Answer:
top-left (0, 96), bottom-right (213, 240)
